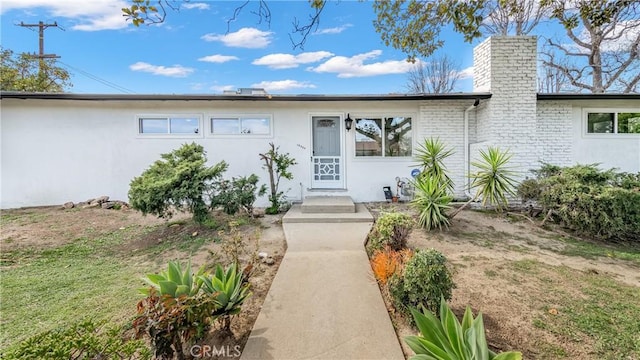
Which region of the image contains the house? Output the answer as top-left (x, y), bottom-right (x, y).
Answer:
top-left (1, 36), bottom-right (639, 209)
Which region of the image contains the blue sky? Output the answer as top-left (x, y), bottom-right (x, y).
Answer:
top-left (0, 0), bottom-right (484, 94)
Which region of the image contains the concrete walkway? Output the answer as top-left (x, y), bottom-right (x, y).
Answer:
top-left (241, 206), bottom-right (405, 360)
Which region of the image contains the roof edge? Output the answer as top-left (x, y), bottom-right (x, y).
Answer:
top-left (0, 91), bottom-right (492, 102)
top-left (537, 93), bottom-right (640, 100)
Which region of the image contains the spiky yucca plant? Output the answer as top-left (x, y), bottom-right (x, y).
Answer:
top-left (471, 147), bottom-right (518, 210)
top-left (450, 147), bottom-right (518, 218)
top-left (411, 175), bottom-right (453, 230)
top-left (415, 138), bottom-right (455, 193)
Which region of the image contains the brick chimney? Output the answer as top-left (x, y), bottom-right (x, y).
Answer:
top-left (471, 36), bottom-right (539, 179)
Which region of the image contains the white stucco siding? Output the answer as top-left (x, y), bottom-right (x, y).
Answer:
top-left (568, 100), bottom-right (640, 172)
top-left (1, 98), bottom-right (430, 208)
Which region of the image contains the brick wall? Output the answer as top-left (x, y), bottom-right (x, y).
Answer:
top-left (536, 101), bottom-right (573, 170)
top-left (472, 36), bottom-right (539, 179)
top-left (418, 100), bottom-right (477, 198)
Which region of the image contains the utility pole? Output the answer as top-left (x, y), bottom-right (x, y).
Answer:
top-left (18, 21), bottom-right (60, 73)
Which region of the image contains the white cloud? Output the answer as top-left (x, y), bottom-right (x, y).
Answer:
top-left (252, 51), bottom-right (334, 69)
top-left (201, 27), bottom-right (273, 48)
top-left (210, 85), bottom-right (236, 92)
top-left (1, 0), bottom-right (129, 31)
top-left (198, 55), bottom-right (239, 63)
top-left (308, 50), bottom-right (414, 78)
top-left (182, 3), bottom-right (210, 10)
top-left (458, 66), bottom-right (474, 80)
top-left (129, 62), bottom-right (194, 77)
top-left (251, 80), bottom-right (316, 92)
top-left (314, 24), bottom-right (352, 35)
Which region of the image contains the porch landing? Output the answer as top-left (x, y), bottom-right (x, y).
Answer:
top-left (284, 196), bottom-right (373, 223)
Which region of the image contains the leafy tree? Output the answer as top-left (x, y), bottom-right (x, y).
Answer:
top-left (1, 47), bottom-right (71, 92)
top-left (128, 142), bottom-right (227, 224)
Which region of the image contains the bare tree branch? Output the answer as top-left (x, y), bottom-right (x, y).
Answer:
top-left (405, 55), bottom-right (461, 94)
top-left (289, 0), bottom-right (327, 50)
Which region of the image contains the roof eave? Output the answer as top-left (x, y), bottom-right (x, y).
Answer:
top-left (0, 91), bottom-right (492, 102)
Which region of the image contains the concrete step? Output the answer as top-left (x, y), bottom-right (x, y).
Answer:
top-left (300, 195), bottom-right (355, 214)
top-left (283, 204), bottom-right (373, 223)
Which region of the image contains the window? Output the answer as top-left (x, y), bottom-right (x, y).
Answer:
top-left (210, 115), bottom-right (271, 135)
top-left (586, 111), bottom-right (640, 134)
top-left (138, 116), bottom-right (200, 135)
top-left (355, 116), bottom-right (412, 157)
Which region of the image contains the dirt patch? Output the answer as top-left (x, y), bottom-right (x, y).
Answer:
top-left (1, 206), bottom-right (189, 252)
top-left (365, 203), bottom-right (640, 359)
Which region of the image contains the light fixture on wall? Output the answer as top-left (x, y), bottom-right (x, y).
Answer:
top-left (345, 113), bottom-right (354, 131)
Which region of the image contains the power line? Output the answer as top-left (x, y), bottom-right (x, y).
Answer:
top-left (58, 60), bottom-right (136, 94)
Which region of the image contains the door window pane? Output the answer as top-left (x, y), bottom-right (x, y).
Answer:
top-left (617, 113), bottom-right (640, 134)
top-left (587, 113), bottom-right (614, 133)
top-left (355, 118), bottom-right (382, 156)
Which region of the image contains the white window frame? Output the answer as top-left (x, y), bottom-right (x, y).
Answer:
top-left (584, 108), bottom-right (640, 137)
top-left (208, 114), bottom-right (273, 138)
top-left (352, 113), bottom-right (415, 160)
top-left (136, 114), bottom-right (203, 138)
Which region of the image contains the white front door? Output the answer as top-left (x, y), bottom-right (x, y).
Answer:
top-left (311, 115), bottom-right (344, 189)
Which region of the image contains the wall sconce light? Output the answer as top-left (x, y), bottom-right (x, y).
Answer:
top-left (345, 113), bottom-right (353, 131)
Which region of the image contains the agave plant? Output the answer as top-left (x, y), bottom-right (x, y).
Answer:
top-left (415, 138), bottom-right (455, 193)
top-left (411, 175), bottom-right (453, 230)
top-left (199, 263), bottom-right (251, 331)
top-left (139, 261), bottom-right (205, 298)
top-left (406, 298), bottom-right (522, 360)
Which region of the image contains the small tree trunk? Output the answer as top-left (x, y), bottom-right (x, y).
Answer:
top-left (448, 196), bottom-right (477, 219)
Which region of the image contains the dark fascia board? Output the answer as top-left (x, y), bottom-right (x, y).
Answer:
top-left (0, 91), bottom-right (492, 102)
top-left (537, 93), bottom-right (640, 100)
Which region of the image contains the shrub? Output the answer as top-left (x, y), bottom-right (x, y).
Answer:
top-left (4, 319), bottom-right (151, 360)
top-left (370, 247), bottom-right (413, 285)
top-left (212, 174), bottom-right (267, 216)
top-left (259, 143), bottom-right (297, 214)
top-left (128, 143), bottom-right (227, 224)
top-left (368, 211), bottom-right (415, 251)
top-left (389, 248), bottom-right (455, 318)
top-left (525, 164), bottom-right (640, 241)
top-left (516, 178), bottom-right (542, 204)
top-left (133, 290), bottom-right (215, 360)
top-left (406, 297), bottom-right (522, 360)
top-left (410, 175), bottom-right (452, 230)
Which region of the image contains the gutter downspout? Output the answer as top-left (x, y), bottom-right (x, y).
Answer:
top-left (463, 100), bottom-right (479, 199)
